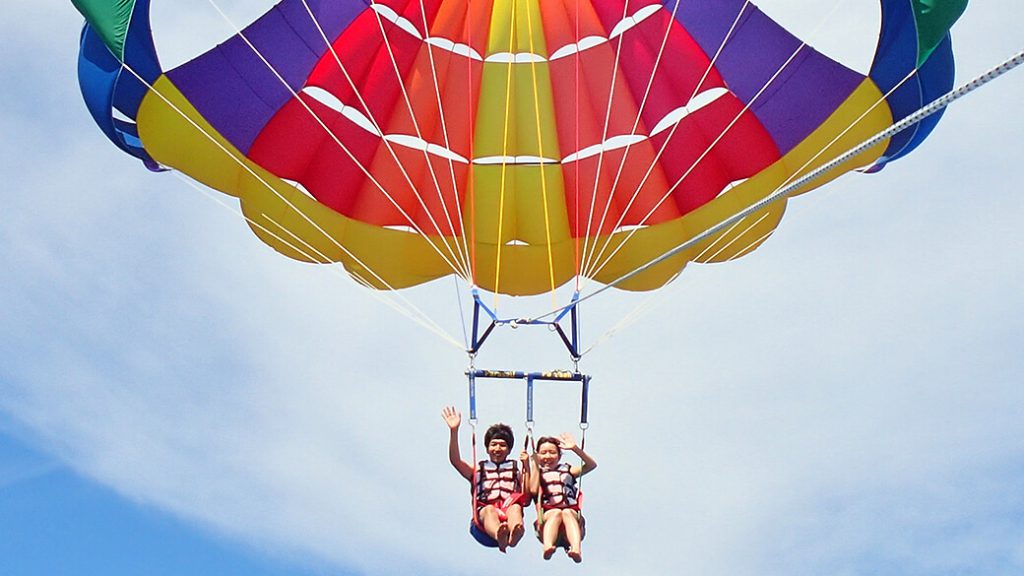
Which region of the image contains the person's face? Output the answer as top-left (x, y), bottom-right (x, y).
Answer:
top-left (487, 438), bottom-right (510, 463)
top-left (536, 442), bottom-right (561, 469)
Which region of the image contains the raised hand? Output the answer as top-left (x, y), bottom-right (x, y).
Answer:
top-left (557, 433), bottom-right (578, 452)
top-left (441, 406), bottom-right (462, 430)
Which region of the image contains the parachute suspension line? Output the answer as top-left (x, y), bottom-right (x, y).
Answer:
top-left (297, 0), bottom-right (450, 225)
top-left (554, 48), bottom-right (1024, 316)
top-left (584, 51), bottom-right (813, 281)
top-left (572, 0), bottom-right (581, 293)
top-left (177, 170), bottom-right (464, 342)
top-left (466, 0), bottom-right (478, 286)
top-left (166, 149), bottom-right (466, 350)
top-left (584, 0), bottom-right (851, 281)
top-left (579, 210), bottom-right (774, 357)
top-left (491, 0), bottom-right (521, 309)
top-left (204, 1), bottom-right (472, 281)
top-left (523, 0), bottom-right (559, 306)
top-left (120, 63), bottom-right (464, 349)
top-left (577, 0), bottom-right (635, 281)
top-left (580, 0), bottom-right (753, 279)
top-left (683, 0), bottom-right (753, 129)
top-left (577, 0), bottom-right (702, 278)
top-left (582, 61), bottom-right (945, 355)
top-left (666, 63), bottom-right (925, 278)
top-left (116, 63), bottom-right (384, 282)
top-left (698, 210), bottom-right (776, 263)
top-left (296, 4), bottom-right (471, 278)
top-left (415, 0), bottom-right (476, 273)
top-left (218, 1), bottom-right (471, 280)
top-left (339, 0), bottom-right (475, 274)
top-left (701, 48), bottom-right (1023, 276)
top-left (455, 276), bottom-right (472, 350)
top-left (364, 0), bottom-right (468, 268)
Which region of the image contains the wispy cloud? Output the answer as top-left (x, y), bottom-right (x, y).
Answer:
top-left (2, 2), bottom-right (1023, 575)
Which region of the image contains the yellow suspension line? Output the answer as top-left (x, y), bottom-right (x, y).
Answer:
top-left (524, 0), bottom-right (558, 306)
top-left (491, 0), bottom-right (519, 308)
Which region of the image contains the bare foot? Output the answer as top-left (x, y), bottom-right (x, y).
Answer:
top-left (509, 523), bottom-right (525, 547)
top-left (567, 548), bottom-right (582, 563)
top-left (542, 546), bottom-right (556, 560)
top-left (496, 523), bottom-right (510, 552)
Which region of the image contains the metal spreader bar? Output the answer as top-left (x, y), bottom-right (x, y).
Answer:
top-left (467, 369), bottom-right (591, 428)
top-left (468, 290), bottom-right (583, 360)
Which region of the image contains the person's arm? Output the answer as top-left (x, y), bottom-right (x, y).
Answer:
top-left (520, 450), bottom-right (535, 497)
top-left (442, 406), bottom-right (473, 480)
top-left (558, 433), bottom-right (598, 477)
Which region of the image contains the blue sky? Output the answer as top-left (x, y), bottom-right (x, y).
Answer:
top-left (0, 426), bottom-right (348, 576)
top-left (2, 1), bottom-right (1024, 575)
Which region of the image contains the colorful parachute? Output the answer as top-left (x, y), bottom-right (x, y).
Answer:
top-left (73, 0), bottom-right (967, 296)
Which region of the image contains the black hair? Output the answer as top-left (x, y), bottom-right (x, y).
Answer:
top-left (535, 436), bottom-right (562, 455)
top-left (484, 423), bottom-right (515, 447)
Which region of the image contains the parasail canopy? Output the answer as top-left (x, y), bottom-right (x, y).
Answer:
top-left (73, 0), bottom-right (968, 296)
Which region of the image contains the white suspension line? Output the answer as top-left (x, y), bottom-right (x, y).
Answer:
top-left (753, 68), bottom-right (918, 207)
top-left (169, 170), bottom-right (466, 349)
top-left (579, 0), bottom-right (723, 276)
top-left (118, 63), bottom-right (381, 276)
top-left (572, 0), bottom-right (582, 292)
top-left (254, 214), bottom-right (466, 349)
top-left (415, 0), bottom-right (475, 273)
top-left (578, 294), bottom-right (656, 358)
top-left (580, 220), bottom-right (779, 357)
top-left (699, 210), bottom-right (775, 264)
top-left (299, 0), bottom-right (474, 278)
top-left (581, 0), bottom-right (753, 278)
top-left (579, 205), bottom-right (769, 356)
top-left (362, 0), bottom-right (473, 272)
top-left (540, 47), bottom-right (1024, 321)
top-left (584, 1), bottom-right (849, 280)
top-left (121, 62), bottom-right (465, 348)
top-left (453, 275), bottom-right (471, 350)
top-left (577, 0), bottom-right (636, 279)
top-left (206, 0), bottom-right (471, 279)
top-left (581, 61), bottom-right (920, 354)
top-left (467, 0), bottom-right (480, 288)
top-left (642, 62), bottom-right (919, 281)
top-left (300, 0), bottom-right (472, 275)
top-left (584, 41), bottom-right (807, 281)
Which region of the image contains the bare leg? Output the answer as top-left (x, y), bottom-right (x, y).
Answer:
top-left (506, 505), bottom-right (525, 547)
top-left (541, 509), bottom-right (562, 560)
top-left (495, 523), bottom-right (510, 553)
top-left (562, 509), bottom-right (583, 563)
top-left (480, 507), bottom-right (509, 552)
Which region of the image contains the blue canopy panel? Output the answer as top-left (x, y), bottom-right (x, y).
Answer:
top-left (867, 0), bottom-right (957, 172)
top-left (76, 0), bottom-right (163, 170)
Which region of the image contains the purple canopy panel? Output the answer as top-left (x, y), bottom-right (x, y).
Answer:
top-left (166, 0), bottom-right (368, 154)
top-left (668, 0), bottom-right (866, 154)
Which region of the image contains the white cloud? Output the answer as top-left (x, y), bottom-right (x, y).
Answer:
top-left (2, 1), bottom-right (1024, 575)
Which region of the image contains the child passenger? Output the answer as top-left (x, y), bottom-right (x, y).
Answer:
top-left (529, 433), bottom-right (597, 563)
top-left (442, 406), bottom-right (528, 552)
